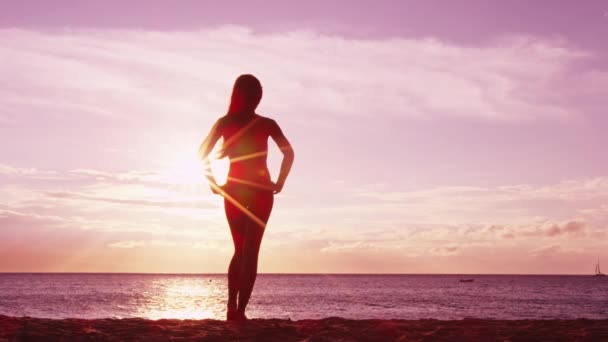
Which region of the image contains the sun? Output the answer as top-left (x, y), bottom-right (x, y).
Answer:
top-left (160, 145), bottom-right (229, 187)
top-left (208, 153), bottom-right (230, 185)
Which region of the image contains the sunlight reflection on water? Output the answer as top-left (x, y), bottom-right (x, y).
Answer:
top-left (135, 277), bottom-right (226, 320)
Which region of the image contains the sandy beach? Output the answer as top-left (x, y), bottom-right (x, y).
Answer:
top-left (1, 315), bottom-right (607, 341)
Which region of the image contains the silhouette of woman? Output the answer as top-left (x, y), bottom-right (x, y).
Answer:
top-left (199, 74), bottom-right (294, 321)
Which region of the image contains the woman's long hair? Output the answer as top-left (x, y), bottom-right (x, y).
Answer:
top-left (219, 74), bottom-right (263, 158)
top-left (227, 74), bottom-right (263, 116)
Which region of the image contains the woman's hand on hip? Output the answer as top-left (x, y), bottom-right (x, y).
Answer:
top-left (210, 183), bottom-right (226, 195)
top-left (272, 182), bottom-right (283, 194)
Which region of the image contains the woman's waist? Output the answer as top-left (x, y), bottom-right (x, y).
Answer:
top-left (228, 163), bottom-right (270, 176)
top-left (227, 166), bottom-right (271, 184)
top-left (225, 175), bottom-right (274, 192)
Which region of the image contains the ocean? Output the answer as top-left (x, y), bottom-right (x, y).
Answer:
top-left (0, 274), bottom-right (606, 320)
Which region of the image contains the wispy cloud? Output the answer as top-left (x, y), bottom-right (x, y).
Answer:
top-left (44, 191), bottom-right (216, 210)
top-left (1, 27), bottom-right (606, 126)
top-left (349, 178), bottom-right (608, 224)
top-left (0, 164), bottom-right (61, 179)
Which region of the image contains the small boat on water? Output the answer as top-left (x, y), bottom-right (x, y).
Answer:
top-left (459, 279), bottom-right (474, 283)
top-left (595, 259), bottom-right (606, 277)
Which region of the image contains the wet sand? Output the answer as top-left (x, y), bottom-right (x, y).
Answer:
top-left (1, 315), bottom-right (607, 341)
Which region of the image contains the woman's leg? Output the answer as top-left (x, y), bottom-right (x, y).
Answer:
top-left (237, 190), bottom-right (274, 316)
top-left (224, 195), bottom-right (246, 314)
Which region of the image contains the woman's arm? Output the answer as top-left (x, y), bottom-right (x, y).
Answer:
top-left (199, 119), bottom-right (223, 194)
top-left (269, 119), bottom-right (294, 194)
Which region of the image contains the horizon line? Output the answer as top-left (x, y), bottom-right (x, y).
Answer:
top-left (0, 272), bottom-right (599, 276)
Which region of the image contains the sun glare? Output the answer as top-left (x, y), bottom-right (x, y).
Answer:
top-left (160, 146), bottom-right (229, 187)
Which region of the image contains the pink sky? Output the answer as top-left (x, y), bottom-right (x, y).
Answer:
top-left (1, 0), bottom-right (608, 274)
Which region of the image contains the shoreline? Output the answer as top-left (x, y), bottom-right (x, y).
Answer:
top-left (1, 315), bottom-right (607, 341)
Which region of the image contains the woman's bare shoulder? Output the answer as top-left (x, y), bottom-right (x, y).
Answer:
top-left (214, 115), bottom-right (231, 127)
top-left (254, 114), bottom-right (284, 137)
top-left (254, 113), bottom-right (278, 125)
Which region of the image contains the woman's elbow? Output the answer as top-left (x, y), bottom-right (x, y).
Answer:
top-left (283, 146), bottom-right (295, 159)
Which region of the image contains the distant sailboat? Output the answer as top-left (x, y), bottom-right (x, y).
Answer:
top-left (595, 259), bottom-right (606, 277)
top-left (459, 278), bottom-right (474, 283)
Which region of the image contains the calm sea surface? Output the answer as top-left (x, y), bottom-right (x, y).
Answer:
top-left (0, 274), bottom-right (606, 320)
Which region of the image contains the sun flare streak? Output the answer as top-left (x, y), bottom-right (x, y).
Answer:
top-left (209, 181), bottom-right (267, 229)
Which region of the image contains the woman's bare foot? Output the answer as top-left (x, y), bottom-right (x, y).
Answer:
top-left (234, 310), bottom-right (248, 321)
top-left (226, 306), bottom-right (238, 321)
